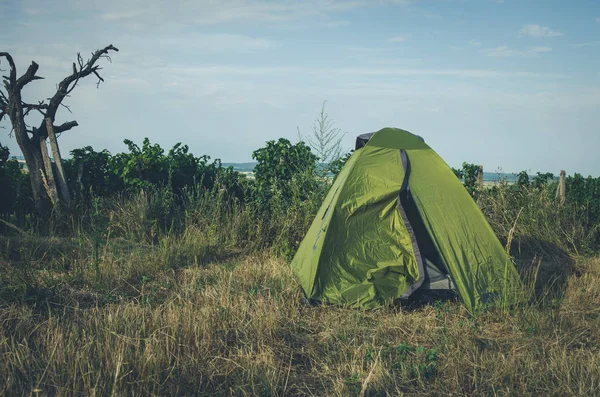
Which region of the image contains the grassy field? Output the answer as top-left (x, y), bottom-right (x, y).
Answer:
top-left (1, 241), bottom-right (599, 395)
top-left (0, 185), bottom-right (599, 396)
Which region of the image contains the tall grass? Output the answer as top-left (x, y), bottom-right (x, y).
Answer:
top-left (1, 247), bottom-right (598, 396)
top-left (0, 180), bottom-right (599, 395)
top-left (479, 182), bottom-right (600, 257)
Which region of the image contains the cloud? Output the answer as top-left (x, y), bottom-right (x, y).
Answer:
top-left (345, 46), bottom-right (392, 58)
top-left (388, 36), bottom-right (407, 43)
top-left (13, 0), bottom-right (383, 33)
top-left (96, 1), bottom-right (291, 27)
top-left (519, 24), bottom-right (564, 38)
top-left (324, 20), bottom-right (350, 27)
top-left (330, 67), bottom-right (563, 79)
top-left (574, 41), bottom-right (600, 47)
top-left (158, 34), bottom-right (278, 53)
top-left (469, 40), bottom-right (481, 46)
top-left (156, 65), bottom-right (565, 80)
top-left (99, 9), bottom-right (145, 21)
top-left (23, 7), bottom-right (45, 15)
top-left (73, 0), bottom-right (410, 29)
top-left (482, 46), bottom-right (523, 57)
top-left (9, 0), bottom-right (414, 40)
top-left (107, 76), bottom-right (151, 86)
top-left (596, 17), bottom-right (600, 22)
top-left (481, 45), bottom-right (552, 57)
top-left (531, 46), bottom-right (552, 53)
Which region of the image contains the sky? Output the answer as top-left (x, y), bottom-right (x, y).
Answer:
top-left (1, 0), bottom-right (599, 175)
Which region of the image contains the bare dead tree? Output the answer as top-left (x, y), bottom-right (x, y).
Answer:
top-left (297, 100), bottom-right (347, 177)
top-left (0, 44), bottom-right (118, 216)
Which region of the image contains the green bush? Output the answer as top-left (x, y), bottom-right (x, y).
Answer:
top-left (0, 143), bottom-right (32, 224)
top-left (0, 143), bottom-right (20, 214)
top-left (252, 138), bottom-right (320, 206)
top-left (63, 138), bottom-right (249, 203)
top-left (5, 134), bottom-right (600, 259)
top-left (329, 151), bottom-right (353, 180)
top-left (64, 146), bottom-right (120, 197)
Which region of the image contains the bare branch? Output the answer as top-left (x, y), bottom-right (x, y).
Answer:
top-left (59, 102), bottom-right (72, 114)
top-left (22, 101), bottom-right (48, 109)
top-left (0, 218), bottom-right (29, 236)
top-left (100, 53), bottom-right (113, 63)
top-left (1, 87), bottom-right (9, 122)
top-left (92, 69), bottom-right (104, 88)
top-left (22, 101), bottom-right (48, 117)
top-left (0, 52), bottom-right (17, 86)
top-left (54, 120), bottom-right (78, 133)
top-left (64, 73), bottom-right (82, 97)
top-left (16, 61), bottom-right (44, 89)
top-left (40, 44), bottom-right (118, 136)
top-left (23, 107), bottom-right (33, 118)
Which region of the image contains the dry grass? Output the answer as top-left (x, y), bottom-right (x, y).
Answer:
top-left (1, 234), bottom-right (599, 396)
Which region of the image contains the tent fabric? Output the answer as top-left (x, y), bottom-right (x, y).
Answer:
top-left (291, 127), bottom-right (523, 314)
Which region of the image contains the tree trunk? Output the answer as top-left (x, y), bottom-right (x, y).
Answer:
top-left (27, 145), bottom-right (52, 217)
top-left (46, 118), bottom-right (70, 206)
top-left (9, 108), bottom-right (52, 217)
top-left (556, 170), bottom-right (566, 206)
top-left (39, 135), bottom-right (60, 213)
top-left (477, 165), bottom-right (484, 190)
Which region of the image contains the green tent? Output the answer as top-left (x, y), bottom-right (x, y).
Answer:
top-left (291, 127), bottom-right (523, 314)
